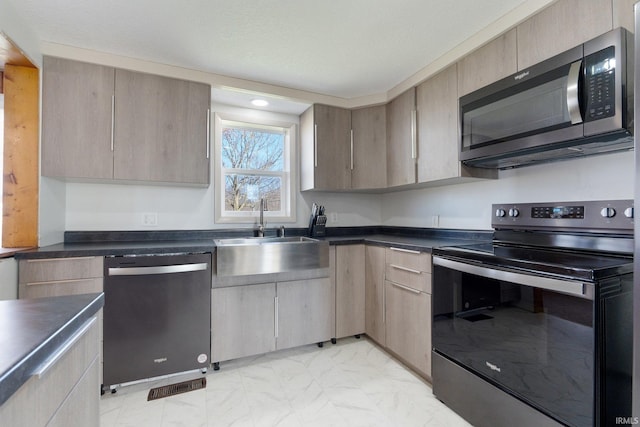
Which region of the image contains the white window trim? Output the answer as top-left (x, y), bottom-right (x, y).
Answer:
top-left (214, 112), bottom-right (297, 224)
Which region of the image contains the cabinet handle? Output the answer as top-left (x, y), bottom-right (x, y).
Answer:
top-left (274, 296), bottom-right (279, 338)
top-left (350, 129), bottom-right (354, 170)
top-left (26, 278), bottom-right (92, 286)
top-left (411, 109), bottom-right (417, 159)
top-left (110, 95), bottom-right (115, 152)
top-left (390, 247), bottom-right (420, 255)
top-left (34, 317), bottom-right (96, 378)
top-left (26, 256), bottom-right (96, 263)
top-left (391, 281), bottom-right (421, 295)
top-left (390, 264), bottom-right (421, 275)
top-left (206, 108), bottom-right (211, 159)
top-left (314, 124), bottom-right (318, 167)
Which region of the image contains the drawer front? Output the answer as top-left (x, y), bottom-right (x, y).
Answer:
top-left (0, 317), bottom-right (99, 427)
top-left (46, 357), bottom-right (100, 427)
top-left (19, 257), bottom-right (103, 283)
top-left (19, 278), bottom-right (103, 299)
top-left (386, 247), bottom-right (431, 273)
top-left (385, 265), bottom-right (431, 294)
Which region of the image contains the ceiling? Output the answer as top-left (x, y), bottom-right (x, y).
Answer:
top-left (10, 0), bottom-right (536, 113)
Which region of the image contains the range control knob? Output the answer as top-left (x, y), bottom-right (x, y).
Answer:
top-left (508, 208), bottom-right (520, 218)
top-left (495, 208), bottom-right (506, 218)
top-left (624, 207), bottom-right (634, 218)
top-left (600, 207), bottom-right (616, 218)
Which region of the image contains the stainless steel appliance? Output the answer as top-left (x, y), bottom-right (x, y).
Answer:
top-left (460, 28), bottom-right (633, 169)
top-left (103, 253), bottom-right (211, 392)
top-left (432, 200), bottom-right (633, 427)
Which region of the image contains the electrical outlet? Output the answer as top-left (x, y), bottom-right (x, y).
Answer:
top-left (330, 212), bottom-right (338, 223)
top-left (142, 212), bottom-right (158, 226)
top-left (432, 215), bottom-right (440, 228)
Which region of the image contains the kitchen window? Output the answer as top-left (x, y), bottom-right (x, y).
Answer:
top-left (214, 113), bottom-right (296, 223)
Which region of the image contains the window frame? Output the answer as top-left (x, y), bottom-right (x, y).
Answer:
top-left (214, 112), bottom-right (297, 224)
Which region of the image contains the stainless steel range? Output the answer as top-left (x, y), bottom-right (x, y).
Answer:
top-left (432, 200), bottom-right (634, 427)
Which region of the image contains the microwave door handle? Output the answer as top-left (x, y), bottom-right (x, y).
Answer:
top-left (567, 59), bottom-right (583, 125)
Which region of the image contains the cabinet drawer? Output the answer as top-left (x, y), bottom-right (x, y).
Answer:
top-left (386, 247), bottom-right (431, 273)
top-left (0, 317), bottom-right (99, 427)
top-left (19, 257), bottom-right (103, 283)
top-left (385, 266), bottom-right (431, 294)
top-left (46, 357), bottom-right (100, 427)
top-left (19, 278), bottom-right (103, 299)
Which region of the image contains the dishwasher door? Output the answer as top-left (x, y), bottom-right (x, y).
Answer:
top-left (103, 253), bottom-right (211, 388)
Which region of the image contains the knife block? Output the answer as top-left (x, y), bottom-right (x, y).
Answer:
top-left (311, 215), bottom-right (327, 237)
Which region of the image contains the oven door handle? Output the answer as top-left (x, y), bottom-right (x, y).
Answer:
top-left (433, 256), bottom-right (593, 300)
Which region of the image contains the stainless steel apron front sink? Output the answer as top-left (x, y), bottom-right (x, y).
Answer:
top-left (214, 236), bottom-right (329, 277)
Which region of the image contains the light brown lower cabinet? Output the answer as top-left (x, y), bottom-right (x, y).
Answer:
top-left (0, 317), bottom-right (100, 427)
top-left (18, 256), bottom-right (105, 384)
top-left (335, 244), bottom-right (366, 339)
top-left (364, 245), bottom-right (386, 345)
top-left (384, 280), bottom-right (432, 379)
top-left (211, 277), bottom-right (333, 363)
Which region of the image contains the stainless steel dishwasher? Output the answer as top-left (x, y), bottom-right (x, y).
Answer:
top-left (103, 253), bottom-right (211, 392)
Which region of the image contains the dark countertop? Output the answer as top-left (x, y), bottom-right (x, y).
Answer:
top-left (0, 293), bottom-right (104, 406)
top-left (14, 227), bottom-right (493, 259)
top-left (15, 240), bottom-right (217, 259)
top-left (324, 234), bottom-right (488, 252)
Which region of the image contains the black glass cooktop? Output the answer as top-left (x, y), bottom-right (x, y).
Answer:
top-left (433, 242), bottom-right (633, 282)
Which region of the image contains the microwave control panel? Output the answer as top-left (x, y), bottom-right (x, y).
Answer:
top-left (584, 46), bottom-right (616, 121)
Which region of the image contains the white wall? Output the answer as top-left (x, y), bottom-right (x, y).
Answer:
top-left (381, 150), bottom-right (635, 230)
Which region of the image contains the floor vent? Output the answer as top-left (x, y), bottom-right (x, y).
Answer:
top-left (147, 378), bottom-right (206, 401)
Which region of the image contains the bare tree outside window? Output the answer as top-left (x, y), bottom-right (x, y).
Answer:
top-left (221, 126), bottom-right (285, 212)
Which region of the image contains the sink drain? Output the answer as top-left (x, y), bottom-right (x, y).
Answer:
top-left (147, 378), bottom-right (206, 401)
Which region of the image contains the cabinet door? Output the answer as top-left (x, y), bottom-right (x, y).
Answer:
top-left (351, 105), bottom-right (387, 189)
top-left (211, 283), bottom-right (276, 362)
top-left (417, 65), bottom-right (459, 183)
top-left (457, 29), bottom-right (517, 96)
top-left (386, 88), bottom-right (416, 187)
top-left (114, 70), bottom-right (210, 184)
top-left (365, 245), bottom-right (385, 346)
top-left (517, 0), bottom-right (613, 70)
top-left (385, 280), bottom-right (431, 378)
top-left (276, 278), bottom-right (333, 350)
top-left (335, 245), bottom-right (365, 338)
top-left (300, 104), bottom-right (351, 191)
top-left (42, 57), bottom-right (114, 179)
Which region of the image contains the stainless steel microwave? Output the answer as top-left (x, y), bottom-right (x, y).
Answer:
top-left (460, 28), bottom-right (633, 169)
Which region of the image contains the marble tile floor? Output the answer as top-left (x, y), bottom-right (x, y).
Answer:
top-left (100, 337), bottom-right (472, 427)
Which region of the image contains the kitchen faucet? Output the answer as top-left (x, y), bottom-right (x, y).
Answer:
top-left (257, 198), bottom-right (266, 237)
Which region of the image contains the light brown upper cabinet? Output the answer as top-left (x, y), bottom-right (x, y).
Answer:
top-left (517, 0), bottom-right (615, 70)
top-left (300, 104), bottom-right (352, 191)
top-left (351, 105), bottom-right (387, 189)
top-left (42, 57), bottom-right (115, 180)
top-left (42, 57), bottom-right (211, 185)
top-left (386, 88), bottom-right (417, 188)
top-left (113, 69), bottom-right (210, 184)
top-left (457, 29), bottom-right (517, 97)
top-left (416, 65), bottom-right (496, 184)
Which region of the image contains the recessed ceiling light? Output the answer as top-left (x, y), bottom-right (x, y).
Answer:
top-left (251, 99), bottom-right (269, 107)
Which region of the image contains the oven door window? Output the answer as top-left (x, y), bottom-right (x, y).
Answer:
top-left (432, 264), bottom-right (594, 427)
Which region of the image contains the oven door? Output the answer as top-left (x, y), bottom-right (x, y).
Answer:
top-left (432, 256), bottom-right (595, 427)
